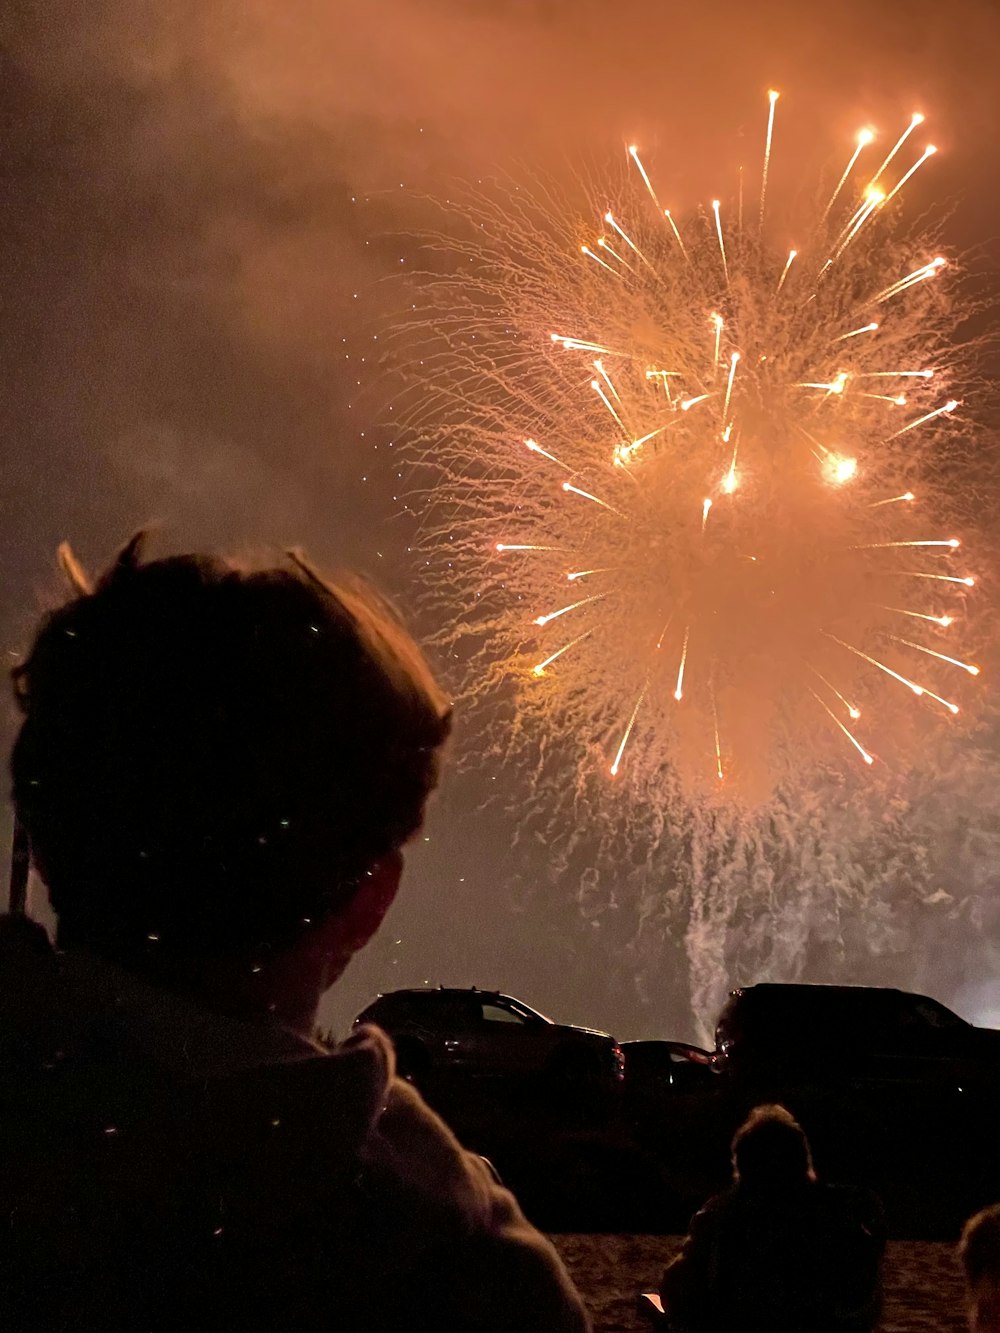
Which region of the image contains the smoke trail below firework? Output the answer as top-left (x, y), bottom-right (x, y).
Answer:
top-left (405, 94), bottom-right (982, 805)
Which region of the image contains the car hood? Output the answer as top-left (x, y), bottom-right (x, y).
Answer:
top-left (551, 1022), bottom-right (614, 1041)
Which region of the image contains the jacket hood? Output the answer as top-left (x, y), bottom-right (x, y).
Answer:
top-left (0, 918), bottom-right (395, 1202)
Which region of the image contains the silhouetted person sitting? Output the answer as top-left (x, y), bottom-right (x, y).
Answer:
top-left (961, 1205), bottom-right (1000, 1332)
top-left (3, 534), bottom-right (590, 1333)
top-left (659, 1104), bottom-right (883, 1333)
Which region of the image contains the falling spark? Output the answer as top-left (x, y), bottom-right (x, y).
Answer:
top-left (628, 145), bottom-right (661, 210)
top-left (898, 571), bottom-right (975, 586)
top-left (663, 209), bottom-right (688, 259)
top-left (809, 667), bottom-right (861, 719)
top-left (722, 457), bottom-right (739, 493)
top-left (594, 359), bottom-right (622, 402)
top-left (532, 629), bottom-right (593, 676)
top-left (604, 212), bottom-right (654, 270)
top-left (561, 481), bottom-right (624, 515)
top-left (833, 187), bottom-right (885, 260)
top-left (711, 312), bottom-right (724, 372)
top-left (857, 370), bottom-right (934, 379)
top-left (872, 257), bottom-right (946, 304)
top-left (810, 689), bottom-right (874, 765)
top-left (712, 199), bottom-right (729, 283)
top-left (534, 592), bottom-right (608, 626)
top-left (551, 334), bottom-right (620, 355)
top-left (776, 248), bottom-right (797, 293)
top-left (833, 196), bottom-right (875, 252)
top-left (822, 127), bottom-right (874, 223)
top-left (850, 538), bottom-right (960, 550)
top-left (867, 492), bottom-right (915, 508)
top-left (882, 144), bottom-right (937, 206)
top-left (673, 627), bottom-right (691, 701)
top-left (681, 393), bottom-right (712, 411)
top-left (891, 635), bottom-right (980, 675)
top-left (567, 567), bottom-right (614, 581)
top-left (524, 438), bottom-right (569, 468)
top-left (832, 321), bottom-right (879, 342)
top-left (702, 497), bottom-right (713, 532)
top-left (592, 378), bottom-right (628, 432)
top-left (496, 543), bottom-right (564, 552)
top-left (615, 423), bottom-right (673, 464)
top-left (760, 89), bottom-right (779, 227)
top-left (723, 351), bottom-right (740, 420)
top-left (880, 605), bottom-right (953, 627)
top-left (824, 632), bottom-right (925, 696)
top-left (645, 368), bottom-right (680, 408)
top-left (581, 244), bottom-right (621, 277)
top-left (711, 684), bottom-right (724, 780)
top-left (884, 400), bottom-right (959, 440)
top-left (918, 685), bottom-right (960, 715)
top-left (596, 236), bottom-right (637, 274)
top-left (610, 683), bottom-right (648, 776)
top-left (870, 112), bottom-right (925, 185)
top-left (738, 164), bottom-right (744, 231)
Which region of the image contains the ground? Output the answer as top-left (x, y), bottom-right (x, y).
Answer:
top-left (551, 1235), bottom-right (966, 1332)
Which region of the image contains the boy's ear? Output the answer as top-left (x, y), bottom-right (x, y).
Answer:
top-left (341, 851), bottom-right (403, 951)
top-left (315, 850), bottom-right (403, 964)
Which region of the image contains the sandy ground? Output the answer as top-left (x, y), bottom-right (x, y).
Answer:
top-left (551, 1235), bottom-right (967, 1332)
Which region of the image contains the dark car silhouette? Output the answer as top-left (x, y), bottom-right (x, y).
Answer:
top-left (621, 1039), bottom-right (717, 1094)
top-left (354, 987), bottom-right (625, 1087)
top-left (714, 983), bottom-right (1000, 1089)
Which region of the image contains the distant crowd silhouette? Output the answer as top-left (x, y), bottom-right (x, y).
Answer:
top-left (2, 534), bottom-right (996, 1331)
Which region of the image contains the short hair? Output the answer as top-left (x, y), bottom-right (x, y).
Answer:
top-left (731, 1104), bottom-right (815, 1188)
top-left (961, 1206), bottom-right (1000, 1287)
top-left (11, 534), bottom-right (452, 957)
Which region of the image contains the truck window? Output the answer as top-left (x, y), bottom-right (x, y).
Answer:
top-left (481, 1002), bottom-right (526, 1025)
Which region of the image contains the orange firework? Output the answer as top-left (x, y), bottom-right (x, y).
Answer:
top-left (404, 94), bottom-right (981, 800)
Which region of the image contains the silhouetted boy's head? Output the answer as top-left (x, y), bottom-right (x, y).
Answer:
top-left (11, 535), bottom-right (451, 963)
top-left (731, 1104), bottom-right (815, 1189)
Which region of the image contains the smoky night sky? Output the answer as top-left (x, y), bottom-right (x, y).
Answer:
top-left (3, 0), bottom-right (1000, 1044)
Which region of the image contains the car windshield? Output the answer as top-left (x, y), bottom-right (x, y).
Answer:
top-left (500, 997), bottom-right (552, 1024)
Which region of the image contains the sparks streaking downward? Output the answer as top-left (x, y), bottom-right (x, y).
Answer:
top-left (405, 94), bottom-right (981, 798)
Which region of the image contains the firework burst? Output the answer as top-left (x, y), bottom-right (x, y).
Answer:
top-left (403, 95), bottom-right (982, 801)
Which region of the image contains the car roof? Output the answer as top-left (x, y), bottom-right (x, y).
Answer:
top-left (724, 983), bottom-right (965, 1019)
top-left (729, 983), bottom-right (916, 1002)
top-left (370, 987), bottom-right (511, 1002)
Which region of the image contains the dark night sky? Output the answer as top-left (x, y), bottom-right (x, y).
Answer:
top-left (3, 0), bottom-right (999, 1041)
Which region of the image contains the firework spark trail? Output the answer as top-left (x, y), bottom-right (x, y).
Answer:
top-left (712, 199), bottom-right (729, 283)
top-left (775, 248), bottom-right (797, 294)
top-left (821, 128), bottom-right (874, 224)
top-left (404, 95), bottom-right (983, 801)
top-left (759, 89), bottom-right (779, 227)
top-left (870, 112), bottom-right (925, 184)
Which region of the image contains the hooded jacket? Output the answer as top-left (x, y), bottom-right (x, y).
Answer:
top-left (659, 1177), bottom-right (884, 1333)
top-left (0, 919), bottom-right (590, 1332)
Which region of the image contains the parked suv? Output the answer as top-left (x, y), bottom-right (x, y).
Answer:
top-left (354, 987), bottom-right (625, 1087)
top-left (715, 983), bottom-right (1000, 1088)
